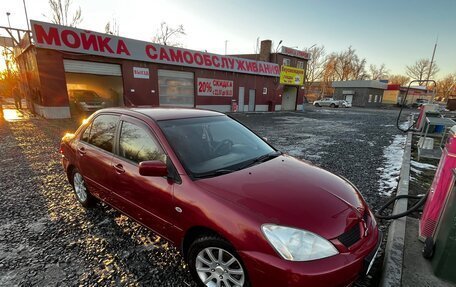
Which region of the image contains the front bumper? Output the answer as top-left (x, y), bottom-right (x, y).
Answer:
top-left (239, 227), bottom-right (381, 287)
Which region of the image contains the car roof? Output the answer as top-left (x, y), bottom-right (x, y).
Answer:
top-left (97, 107), bottom-right (225, 121)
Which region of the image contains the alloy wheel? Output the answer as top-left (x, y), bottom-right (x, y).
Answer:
top-left (73, 172), bottom-right (88, 202)
top-left (195, 247), bottom-right (245, 287)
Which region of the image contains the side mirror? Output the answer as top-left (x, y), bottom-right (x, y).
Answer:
top-left (139, 160), bottom-right (168, 177)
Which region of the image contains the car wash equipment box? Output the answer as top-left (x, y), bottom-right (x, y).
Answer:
top-left (420, 125), bottom-right (456, 240)
top-left (431, 169), bottom-right (456, 284)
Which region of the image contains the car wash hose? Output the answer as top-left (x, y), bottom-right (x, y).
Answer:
top-left (375, 190), bottom-right (429, 220)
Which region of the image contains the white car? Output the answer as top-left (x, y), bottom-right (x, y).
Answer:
top-left (313, 98), bottom-right (340, 108)
top-left (340, 100), bottom-right (352, 108)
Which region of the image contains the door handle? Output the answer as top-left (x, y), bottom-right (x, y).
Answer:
top-left (77, 146), bottom-right (86, 155)
top-left (114, 163), bottom-right (125, 174)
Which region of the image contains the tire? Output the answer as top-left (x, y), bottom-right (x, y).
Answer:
top-left (330, 103), bottom-right (336, 108)
top-left (315, 103), bottom-right (321, 107)
top-left (422, 237), bottom-right (434, 259)
top-left (71, 168), bottom-right (96, 208)
top-left (188, 235), bottom-right (251, 287)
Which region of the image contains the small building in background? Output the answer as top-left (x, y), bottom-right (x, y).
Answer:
top-left (397, 86), bottom-right (434, 106)
top-left (332, 80), bottom-right (387, 107)
top-left (383, 84), bottom-right (401, 105)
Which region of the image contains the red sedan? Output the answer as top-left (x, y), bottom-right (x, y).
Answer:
top-left (61, 108), bottom-right (381, 287)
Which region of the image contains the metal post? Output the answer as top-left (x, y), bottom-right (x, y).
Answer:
top-left (6, 12), bottom-right (11, 28)
top-left (426, 39), bottom-right (438, 84)
top-left (23, 0), bottom-right (30, 31)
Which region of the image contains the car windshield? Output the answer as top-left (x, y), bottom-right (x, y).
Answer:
top-left (158, 116), bottom-right (276, 178)
top-left (73, 90), bottom-right (102, 101)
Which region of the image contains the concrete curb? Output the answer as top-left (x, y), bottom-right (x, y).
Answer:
top-left (380, 131), bottom-right (413, 287)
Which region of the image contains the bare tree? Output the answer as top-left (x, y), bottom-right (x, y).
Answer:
top-left (153, 22), bottom-right (186, 47)
top-left (330, 46), bottom-right (367, 81)
top-left (105, 19), bottom-right (119, 36)
top-left (369, 64), bottom-right (389, 80)
top-left (406, 58), bottom-right (440, 85)
top-left (303, 45), bottom-right (326, 92)
top-left (44, 0), bottom-right (82, 27)
top-left (436, 74), bottom-right (456, 101)
top-left (388, 74), bottom-right (410, 86)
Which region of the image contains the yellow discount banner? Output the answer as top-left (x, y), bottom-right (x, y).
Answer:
top-left (279, 65), bottom-right (305, 85)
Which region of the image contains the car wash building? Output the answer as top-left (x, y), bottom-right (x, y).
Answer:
top-left (15, 21), bottom-right (307, 119)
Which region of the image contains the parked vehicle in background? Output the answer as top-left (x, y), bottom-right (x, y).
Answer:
top-left (340, 100), bottom-right (352, 108)
top-left (60, 108), bottom-right (381, 287)
top-left (69, 89), bottom-right (106, 112)
top-left (313, 98), bottom-right (340, 108)
top-left (412, 98), bottom-right (430, 108)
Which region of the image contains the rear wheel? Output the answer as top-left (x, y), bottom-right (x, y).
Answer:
top-left (188, 236), bottom-right (251, 287)
top-left (71, 168), bottom-right (96, 207)
top-left (330, 103), bottom-right (336, 108)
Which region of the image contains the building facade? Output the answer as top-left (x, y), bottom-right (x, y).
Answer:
top-left (16, 21), bottom-right (308, 119)
top-left (332, 80), bottom-right (388, 107)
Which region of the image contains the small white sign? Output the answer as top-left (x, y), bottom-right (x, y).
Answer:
top-left (133, 67), bottom-right (150, 79)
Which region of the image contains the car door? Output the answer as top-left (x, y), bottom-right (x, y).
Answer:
top-left (110, 116), bottom-right (175, 238)
top-left (77, 114), bottom-right (119, 202)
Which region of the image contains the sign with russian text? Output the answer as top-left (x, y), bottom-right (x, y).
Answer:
top-left (279, 66), bottom-right (305, 85)
top-left (133, 67), bottom-right (149, 79)
top-left (197, 78), bottom-right (233, 97)
top-left (280, 46), bottom-right (310, 60)
top-left (31, 21), bottom-right (280, 77)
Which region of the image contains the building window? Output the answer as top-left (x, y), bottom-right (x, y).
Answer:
top-left (283, 58), bottom-right (291, 66)
top-left (374, 95), bottom-right (378, 102)
top-left (297, 61), bottom-right (304, 69)
top-left (368, 94), bottom-right (372, 103)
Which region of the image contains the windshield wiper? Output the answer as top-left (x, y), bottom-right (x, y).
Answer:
top-left (193, 169), bottom-right (236, 179)
top-left (238, 151), bottom-right (282, 170)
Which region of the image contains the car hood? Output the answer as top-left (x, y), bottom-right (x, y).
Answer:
top-left (194, 155), bottom-right (366, 239)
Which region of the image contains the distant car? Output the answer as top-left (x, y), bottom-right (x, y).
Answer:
top-left (61, 107), bottom-right (381, 287)
top-left (340, 100), bottom-right (352, 108)
top-left (69, 89), bottom-right (106, 112)
top-left (412, 99), bottom-right (430, 108)
top-left (313, 98), bottom-right (340, 108)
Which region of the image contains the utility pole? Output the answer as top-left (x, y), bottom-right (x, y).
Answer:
top-left (426, 37), bottom-right (438, 84)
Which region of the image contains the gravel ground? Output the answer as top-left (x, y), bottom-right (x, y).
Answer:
top-left (0, 105), bottom-right (410, 287)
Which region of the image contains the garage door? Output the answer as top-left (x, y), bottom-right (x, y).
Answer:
top-left (63, 59), bottom-right (122, 76)
top-left (282, 86), bottom-right (297, 110)
top-left (158, 69), bottom-right (194, 107)
top-left (63, 60), bottom-right (124, 120)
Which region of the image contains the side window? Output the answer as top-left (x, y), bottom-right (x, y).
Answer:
top-left (81, 124), bottom-right (92, 142)
top-left (283, 58), bottom-right (291, 66)
top-left (119, 121), bottom-right (166, 164)
top-left (88, 114), bottom-right (119, 152)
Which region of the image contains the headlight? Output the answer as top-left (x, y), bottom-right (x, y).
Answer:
top-left (261, 224), bottom-right (339, 261)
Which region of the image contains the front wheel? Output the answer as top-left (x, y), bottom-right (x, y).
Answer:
top-left (314, 103), bottom-right (321, 107)
top-left (330, 103), bottom-right (336, 108)
top-left (188, 236), bottom-right (251, 287)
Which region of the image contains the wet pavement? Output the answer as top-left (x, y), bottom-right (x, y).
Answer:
top-left (0, 105), bottom-right (410, 286)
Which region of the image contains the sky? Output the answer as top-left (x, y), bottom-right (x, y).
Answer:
top-left (1, 0), bottom-right (455, 78)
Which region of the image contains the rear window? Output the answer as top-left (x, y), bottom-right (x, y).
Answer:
top-left (88, 114), bottom-right (119, 153)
